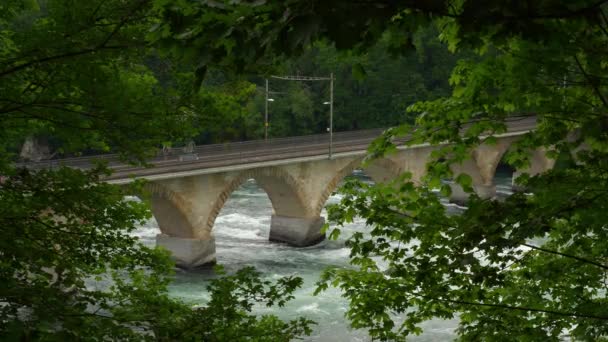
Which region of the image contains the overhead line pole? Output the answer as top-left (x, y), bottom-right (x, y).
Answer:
top-left (269, 74), bottom-right (335, 159)
top-left (265, 78), bottom-right (269, 141)
top-left (329, 72), bottom-right (334, 159)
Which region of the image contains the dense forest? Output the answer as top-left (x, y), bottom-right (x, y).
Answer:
top-left (191, 26), bottom-right (463, 144)
top-left (2, 0), bottom-right (608, 341)
top-left (15, 25), bottom-right (461, 155)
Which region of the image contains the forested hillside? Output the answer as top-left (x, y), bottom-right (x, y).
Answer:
top-left (195, 26), bottom-right (462, 143)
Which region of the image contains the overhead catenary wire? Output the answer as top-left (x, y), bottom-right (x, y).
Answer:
top-left (270, 75), bottom-right (333, 81)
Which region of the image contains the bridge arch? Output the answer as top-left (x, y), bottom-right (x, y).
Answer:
top-left (509, 146), bottom-right (556, 190)
top-left (312, 157), bottom-right (364, 216)
top-left (448, 137), bottom-right (519, 203)
top-left (134, 182), bottom-right (205, 239)
top-left (205, 167), bottom-right (311, 234)
top-left (363, 157), bottom-right (403, 184)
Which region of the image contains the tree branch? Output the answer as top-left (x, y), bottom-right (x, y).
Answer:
top-left (573, 54), bottom-right (608, 109)
top-left (414, 292), bottom-right (608, 321)
top-left (522, 243), bottom-right (608, 270)
top-left (0, 45), bottom-right (134, 78)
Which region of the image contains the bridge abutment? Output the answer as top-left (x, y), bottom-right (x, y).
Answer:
top-left (269, 215), bottom-right (325, 246)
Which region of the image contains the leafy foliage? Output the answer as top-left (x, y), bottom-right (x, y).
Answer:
top-left (247, 29), bottom-right (463, 138)
top-left (6, 0), bottom-right (608, 340)
top-left (0, 1), bottom-right (312, 340)
top-left (154, 0), bottom-right (608, 340)
top-left (324, 1), bottom-right (608, 340)
top-left (168, 267), bottom-right (314, 341)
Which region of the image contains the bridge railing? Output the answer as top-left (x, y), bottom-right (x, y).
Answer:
top-left (16, 128), bottom-right (385, 171)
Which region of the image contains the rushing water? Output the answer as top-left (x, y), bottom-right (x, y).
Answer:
top-left (132, 167), bottom-right (514, 341)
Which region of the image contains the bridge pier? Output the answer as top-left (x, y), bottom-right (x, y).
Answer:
top-left (447, 139), bottom-right (516, 205)
top-left (512, 148), bottom-right (555, 191)
top-left (448, 183), bottom-right (467, 205)
top-left (511, 171), bottom-right (527, 192)
top-left (156, 234), bottom-right (216, 268)
top-left (449, 183), bottom-right (496, 205)
top-left (269, 215), bottom-right (325, 246)
top-left (475, 184), bottom-right (496, 199)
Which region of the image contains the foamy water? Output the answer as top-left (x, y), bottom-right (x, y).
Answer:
top-left (132, 170), bottom-right (515, 341)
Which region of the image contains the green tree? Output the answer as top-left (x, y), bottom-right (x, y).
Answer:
top-left (152, 1), bottom-right (463, 139)
top-left (156, 0), bottom-right (608, 340)
top-left (243, 28), bottom-right (462, 138)
top-left (1, 1), bottom-right (312, 339)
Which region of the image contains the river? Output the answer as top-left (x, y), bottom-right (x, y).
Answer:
top-left (131, 168), bottom-right (514, 341)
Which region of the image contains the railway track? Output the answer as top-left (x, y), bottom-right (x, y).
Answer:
top-left (17, 116), bottom-right (538, 181)
top-left (18, 129), bottom-right (384, 179)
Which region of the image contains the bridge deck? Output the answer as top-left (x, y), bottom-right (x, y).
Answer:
top-left (18, 117), bottom-right (537, 182)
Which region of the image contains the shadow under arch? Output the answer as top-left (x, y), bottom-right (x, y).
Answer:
top-left (493, 146), bottom-right (518, 196)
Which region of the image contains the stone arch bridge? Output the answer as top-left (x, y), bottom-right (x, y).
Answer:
top-left (25, 117), bottom-right (550, 268)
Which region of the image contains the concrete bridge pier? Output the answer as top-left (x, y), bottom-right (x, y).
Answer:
top-left (449, 183), bottom-right (497, 205)
top-left (448, 139), bottom-right (515, 205)
top-left (448, 183), bottom-right (467, 205)
top-left (156, 234), bottom-right (216, 268)
top-left (269, 216), bottom-right (325, 246)
top-left (145, 178), bottom-right (222, 269)
top-left (474, 184), bottom-right (496, 199)
top-left (448, 158), bottom-right (497, 205)
top-left (512, 148), bottom-right (555, 191)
